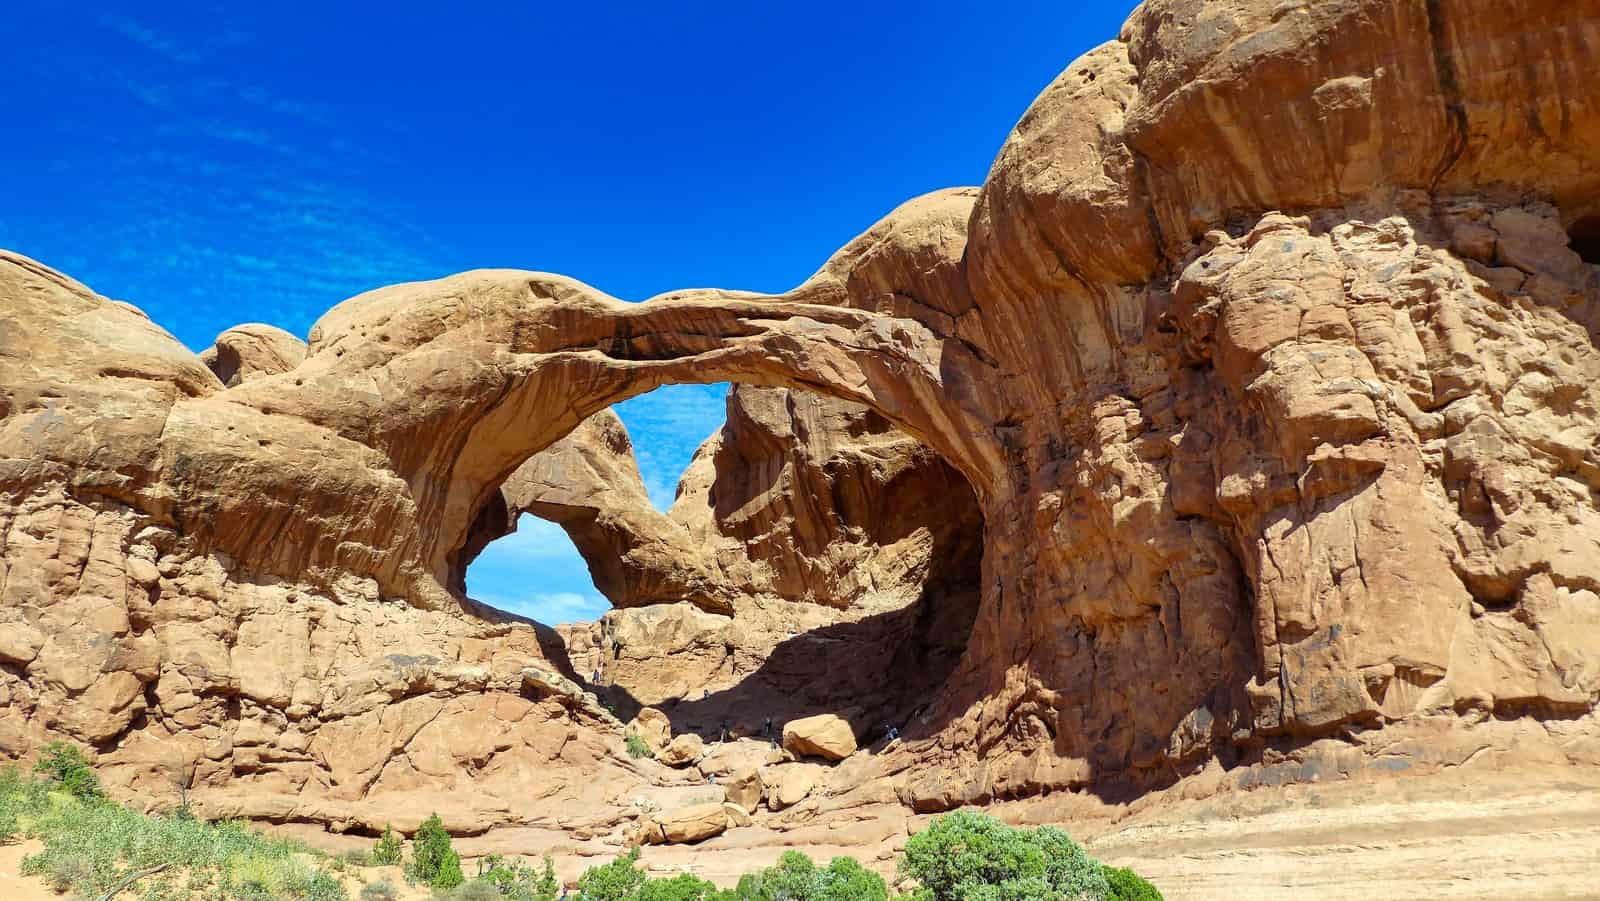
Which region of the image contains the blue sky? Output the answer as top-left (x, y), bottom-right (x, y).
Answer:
top-left (5, 0), bottom-right (1132, 624)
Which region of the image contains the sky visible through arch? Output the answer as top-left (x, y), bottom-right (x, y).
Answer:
top-left (5, 0), bottom-right (1134, 624)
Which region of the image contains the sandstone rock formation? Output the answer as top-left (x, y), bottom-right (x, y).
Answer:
top-left (626, 708), bottom-right (673, 754)
top-left (637, 802), bottom-right (730, 845)
top-left (782, 715), bottom-right (857, 762)
top-left (540, 382), bottom-right (984, 743)
top-left (198, 324), bottom-right (308, 387)
top-left (3, 0), bottom-right (1600, 867)
top-left (657, 734), bottom-right (705, 768)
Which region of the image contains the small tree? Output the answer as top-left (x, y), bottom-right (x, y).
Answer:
top-left (372, 824), bottom-right (403, 866)
top-left (733, 851), bottom-right (886, 901)
top-left (900, 810), bottom-right (1109, 900)
top-left (33, 741), bottom-right (104, 801)
top-left (409, 813), bottom-right (464, 888)
top-left (576, 847), bottom-right (646, 901)
top-left (536, 855), bottom-right (561, 901)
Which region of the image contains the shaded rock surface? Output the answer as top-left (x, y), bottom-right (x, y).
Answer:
top-left (1, 0), bottom-right (1599, 867)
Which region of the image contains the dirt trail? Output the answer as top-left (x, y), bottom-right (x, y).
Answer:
top-left (0, 842), bottom-right (55, 901)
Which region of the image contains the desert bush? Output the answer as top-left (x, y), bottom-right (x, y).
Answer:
top-left (361, 877), bottom-right (401, 901)
top-left (576, 847), bottom-right (647, 900)
top-left (16, 784), bottom-right (335, 898)
top-left (633, 872), bottom-right (724, 900)
top-left (39, 852), bottom-right (96, 893)
top-left (229, 852), bottom-right (349, 900)
top-left (409, 813), bottom-right (465, 889)
top-left (372, 824), bottom-right (404, 866)
top-left (731, 851), bottom-right (886, 901)
top-left (625, 732), bottom-right (655, 760)
top-left (33, 741), bottom-right (105, 801)
top-left (2, 749), bottom-right (358, 900)
top-left (536, 856), bottom-right (561, 900)
top-left (440, 879), bottom-right (503, 901)
top-left (1104, 865), bottom-right (1163, 901)
top-left (470, 853), bottom-right (563, 899)
top-left (899, 810), bottom-right (1109, 901)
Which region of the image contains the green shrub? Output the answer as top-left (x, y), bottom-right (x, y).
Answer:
top-left (576, 847), bottom-right (647, 900)
top-left (633, 871), bottom-right (724, 900)
top-left (228, 852), bottom-right (350, 900)
top-left (472, 853), bottom-right (562, 899)
top-left (361, 877), bottom-right (400, 901)
top-left (409, 813), bottom-right (464, 889)
top-left (625, 732), bottom-right (655, 760)
top-left (33, 741), bottom-right (105, 801)
top-left (442, 879), bottom-right (503, 901)
top-left (39, 852), bottom-right (95, 893)
top-left (372, 824), bottom-right (403, 866)
top-left (435, 849), bottom-right (465, 889)
top-left (900, 810), bottom-right (1108, 901)
top-left (1104, 865), bottom-right (1162, 901)
top-left (536, 855), bottom-right (561, 901)
top-left (732, 851), bottom-right (886, 901)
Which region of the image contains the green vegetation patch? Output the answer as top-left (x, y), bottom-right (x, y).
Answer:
top-left (2, 744), bottom-right (1165, 901)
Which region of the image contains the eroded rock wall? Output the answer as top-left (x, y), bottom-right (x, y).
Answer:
top-left (2, 0), bottom-right (1600, 837)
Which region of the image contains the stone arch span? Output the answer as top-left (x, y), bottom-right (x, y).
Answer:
top-left (209, 190), bottom-right (1009, 616)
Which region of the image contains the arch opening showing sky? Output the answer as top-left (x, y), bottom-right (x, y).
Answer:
top-left (466, 383), bottom-right (729, 624)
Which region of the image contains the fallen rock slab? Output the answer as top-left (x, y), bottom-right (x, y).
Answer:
top-left (783, 714), bottom-right (857, 761)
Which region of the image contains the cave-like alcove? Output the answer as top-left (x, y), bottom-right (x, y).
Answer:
top-left (1567, 214), bottom-right (1600, 265)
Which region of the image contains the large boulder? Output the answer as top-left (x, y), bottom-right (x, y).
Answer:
top-left (656, 734), bottom-right (705, 768)
top-left (625, 707), bottom-right (673, 754)
top-left (761, 764), bottom-right (819, 811)
top-left (782, 715), bottom-right (857, 762)
top-left (722, 766), bottom-right (763, 813)
top-left (638, 802), bottom-right (731, 845)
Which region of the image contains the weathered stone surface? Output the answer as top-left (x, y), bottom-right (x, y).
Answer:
top-left (198, 324), bottom-right (308, 387)
top-left (1, 0), bottom-right (1599, 860)
top-left (639, 802), bottom-right (730, 845)
top-left (783, 715), bottom-right (857, 762)
top-left (722, 766), bottom-right (763, 814)
top-left (626, 707), bottom-right (672, 754)
top-left (656, 734), bottom-right (705, 768)
top-left (761, 764), bottom-right (820, 811)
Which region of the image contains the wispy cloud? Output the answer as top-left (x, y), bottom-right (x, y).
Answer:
top-left (9, 7), bottom-right (451, 349)
top-left (475, 591), bottom-right (611, 626)
top-left (613, 384), bottom-right (729, 509)
top-left (96, 13), bottom-right (204, 64)
top-left (467, 516), bottom-right (611, 624)
top-left (480, 518), bottom-right (593, 564)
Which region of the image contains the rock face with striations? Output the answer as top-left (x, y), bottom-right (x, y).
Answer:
top-left (3, 0), bottom-right (1600, 848)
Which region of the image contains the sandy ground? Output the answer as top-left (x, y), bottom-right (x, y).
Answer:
top-left (0, 842), bottom-right (54, 901)
top-left (3, 768), bottom-right (1598, 898)
top-left (1082, 770), bottom-right (1600, 900)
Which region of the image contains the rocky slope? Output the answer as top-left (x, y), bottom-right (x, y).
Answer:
top-left (3, 0), bottom-right (1600, 865)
